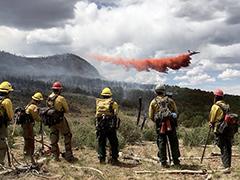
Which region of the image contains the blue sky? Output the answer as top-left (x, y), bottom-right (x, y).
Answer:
top-left (0, 0), bottom-right (240, 95)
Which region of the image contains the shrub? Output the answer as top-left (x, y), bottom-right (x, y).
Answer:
top-left (118, 114), bottom-right (142, 144)
top-left (142, 127), bottom-right (156, 141)
top-left (70, 117), bottom-right (128, 150)
top-left (179, 112), bottom-right (207, 128)
top-left (70, 120), bottom-right (97, 149)
top-left (180, 124), bottom-right (214, 147)
top-left (117, 133), bottom-right (126, 149)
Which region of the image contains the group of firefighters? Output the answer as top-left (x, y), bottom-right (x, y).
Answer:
top-left (0, 80), bottom-right (238, 173)
top-left (0, 81), bottom-right (76, 167)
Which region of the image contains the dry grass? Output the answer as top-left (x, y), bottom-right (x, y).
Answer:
top-left (4, 134), bottom-right (240, 180)
top-left (4, 93), bottom-right (240, 180)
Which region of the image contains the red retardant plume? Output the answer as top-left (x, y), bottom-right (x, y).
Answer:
top-left (91, 51), bottom-right (197, 73)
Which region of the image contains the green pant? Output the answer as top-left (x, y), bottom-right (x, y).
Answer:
top-left (50, 117), bottom-right (73, 160)
top-left (215, 134), bottom-right (232, 168)
top-left (97, 128), bottom-right (119, 161)
top-left (157, 128), bottom-right (180, 164)
top-left (0, 125), bottom-right (7, 165)
top-left (22, 123), bottom-right (34, 157)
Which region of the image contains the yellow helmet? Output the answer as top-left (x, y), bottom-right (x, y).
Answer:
top-left (0, 81), bottom-right (14, 93)
top-left (101, 87), bottom-right (112, 96)
top-left (32, 92), bottom-right (44, 101)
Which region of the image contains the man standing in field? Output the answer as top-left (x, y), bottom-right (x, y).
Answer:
top-left (20, 92), bottom-right (43, 164)
top-left (0, 81), bottom-right (14, 166)
top-left (149, 84), bottom-right (180, 168)
top-left (95, 87), bottom-right (120, 165)
top-left (209, 89), bottom-right (237, 173)
top-left (47, 81), bottom-right (76, 162)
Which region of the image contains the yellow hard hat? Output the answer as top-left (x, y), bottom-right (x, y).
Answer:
top-left (32, 92), bottom-right (44, 101)
top-left (0, 81), bottom-right (14, 93)
top-left (101, 87), bottom-right (112, 96)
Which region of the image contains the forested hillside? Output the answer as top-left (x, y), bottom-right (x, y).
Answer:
top-left (2, 75), bottom-right (239, 129)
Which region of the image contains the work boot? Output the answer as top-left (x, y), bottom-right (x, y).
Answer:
top-left (173, 159), bottom-right (180, 165)
top-left (65, 156), bottom-right (78, 163)
top-left (62, 152), bottom-right (77, 163)
top-left (99, 158), bottom-right (106, 164)
top-left (160, 162), bottom-right (170, 168)
top-left (109, 158), bottom-right (120, 166)
top-left (173, 160), bottom-right (181, 168)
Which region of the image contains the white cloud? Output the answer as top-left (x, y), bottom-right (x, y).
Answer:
top-left (203, 43), bottom-right (240, 63)
top-left (218, 68), bottom-right (240, 80)
top-left (222, 85), bottom-right (240, 96)
top-left (174, 66), bottom-right (215, 86)
top-left (0, 0), bottom-right (240, 95)
top-left (125, 71), bottom-right (167, 85)
top-left (26, 28), bottom-right (72, 45)
top-left (0, 26), bottom-right (27, 53)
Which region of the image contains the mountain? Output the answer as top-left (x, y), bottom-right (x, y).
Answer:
top-left (0, 51), bottom-right (100, 80)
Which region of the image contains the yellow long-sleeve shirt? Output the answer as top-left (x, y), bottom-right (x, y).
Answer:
top-left (48, 93), bottom-right (69, 113)
top-left (111, 101), bottom-right (118, 115)
top-left (149, 95), bottom-right (177, 122)
top-left (209, 100), bottom-right (229, 132)
top-left (0, 98), bottom-right (14, 121)
top-left (25, 103), bottom-right (41, 122)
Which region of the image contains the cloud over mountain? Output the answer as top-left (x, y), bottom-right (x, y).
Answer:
top-left (0, 0), bottom-right (239, 94)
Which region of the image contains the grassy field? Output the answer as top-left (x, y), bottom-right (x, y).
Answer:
top-left (2, 91), bottom-right (240, 179)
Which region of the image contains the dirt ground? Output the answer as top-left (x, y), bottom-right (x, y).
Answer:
top-left (1, 136), bottom-right (240, 180)
top-left (1, 103), bottom-right (239, 179)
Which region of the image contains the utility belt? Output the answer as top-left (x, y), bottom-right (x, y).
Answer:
top-left (43, 116), bottom-right (64, 127)
top-left (96, 115), bottom-right (119, 130)
top-left (17, 114), bottom-right (34, 125)
top-left (40, 107), bottom-right (64, 127)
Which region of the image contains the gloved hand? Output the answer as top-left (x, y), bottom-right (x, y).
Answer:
top-left (171, 112), bottom-right (177, 119)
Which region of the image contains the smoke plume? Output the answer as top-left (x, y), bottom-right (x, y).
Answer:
top-left (91, 53), bottom-right (193, 73)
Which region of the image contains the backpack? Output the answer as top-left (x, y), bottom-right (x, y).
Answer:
top-left (0, 97), bottom-right (6, 124)
top-left (0, 97), bottom-right (12, 126)
top-left (96, 98), bottom-right (114, 118)
top-left (215, 102), bottom-right (239, 134)
top-left (14, 106), bottom-right (33, 125)
top-left (41, 95), bottom-right (63, 126)
top-left (154, 96), bottom-right (172, 121)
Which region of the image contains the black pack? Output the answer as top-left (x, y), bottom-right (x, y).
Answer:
top-left (14, 107), bottom-right (33, 125)
top-left (0, 96), bottom-right (7, 127)
top-left (41, 95), bottom-right (64, 127)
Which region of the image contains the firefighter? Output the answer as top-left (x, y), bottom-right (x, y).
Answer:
top-left (47, 81), bottom-right (76, 162)
top-left (0, 81), bottom-right (14, 166)
top-left (149, 84), bottom-right (180, 168)
top-left (96, 87), bottom-right (119, 165)
top-left (21, 92), bottom-right (43, 164)
top-left (209, 89), bottom-right (233, 173)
